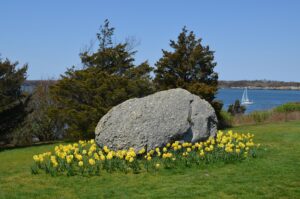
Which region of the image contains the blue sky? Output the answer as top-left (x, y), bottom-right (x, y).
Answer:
top-left (1, 0), bottom-right (299, 81)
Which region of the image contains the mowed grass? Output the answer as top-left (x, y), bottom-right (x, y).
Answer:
top-left (1, 121), bottom-right (300, 199)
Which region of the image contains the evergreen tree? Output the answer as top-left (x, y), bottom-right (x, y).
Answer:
top-left (154, 27), bottom-right (221, 116)
top-left (227, 100), bottom-right (246, 116)
top-left (0, 57), bottom-right (30, 142)
top-left (49, 20), bottom-right (154, 139)
top-left (80, 19), bottom-right (138, 75)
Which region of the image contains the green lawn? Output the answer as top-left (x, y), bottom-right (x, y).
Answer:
top-left (1, 121), bottom-right (300, 199)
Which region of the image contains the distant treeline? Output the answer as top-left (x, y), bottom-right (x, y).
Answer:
top-left (219, 80), bottom-right (300, 89)
top-left (23, 80), bottom-right (56, 87)
top-left (22, 80), bottom-right (56, 93)
top-left (24, 80), bottom-right (300, 91)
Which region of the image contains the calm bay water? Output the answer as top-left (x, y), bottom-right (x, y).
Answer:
top-left (217, 88), bottom-right (300, 113)
top-left (23, 84), bottom-right (300, 113)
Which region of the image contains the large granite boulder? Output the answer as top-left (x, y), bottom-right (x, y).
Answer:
top-left (95, 88), bottom-right (218, 151)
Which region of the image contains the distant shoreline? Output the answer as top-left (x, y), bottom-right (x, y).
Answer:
top-left (218, 80), bottom-right (300, 91)
top-left (219, 86), bottom-right (300, 91)
top-left (23, 80), bottom-right (300, 91)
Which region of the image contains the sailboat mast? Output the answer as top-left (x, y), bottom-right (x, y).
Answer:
top-left (242, 88), bottom-right (245, 103)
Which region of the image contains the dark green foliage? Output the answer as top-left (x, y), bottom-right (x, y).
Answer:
top-left (227, 100), bottom-right (246, 116)
top-left (49, 20), bottom-right (154, 139)
top-left (219, 110), bottom-right (233, 128)
top-left (154, 27), bottom-right (218, 102)
top-left (211, 99), bottom-right (224, 125)
top-left (0, 58), bottom-right (30, 142)
top-left (97, 19), bottom-right (115, 51)
top-left (80, 19), bottom-right (137, 76)
top-left (154, 27), bottom-right (222, 122)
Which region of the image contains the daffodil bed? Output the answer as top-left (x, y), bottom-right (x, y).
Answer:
top-left (31, 130), bottom-right (259, 176)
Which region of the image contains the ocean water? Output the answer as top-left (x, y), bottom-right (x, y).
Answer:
top-left (217, 88), bottom-right (300, 113)
top-left (22, 84), bottom-right (300, 113)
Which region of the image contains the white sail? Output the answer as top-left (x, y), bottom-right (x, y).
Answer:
top-left (242, 89), bottom-right (246, 102)
top-left (241, 87), bottom-right (253, 105)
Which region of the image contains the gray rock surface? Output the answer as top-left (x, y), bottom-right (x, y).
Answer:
top-left (95, 88), bottom-right (218, 151)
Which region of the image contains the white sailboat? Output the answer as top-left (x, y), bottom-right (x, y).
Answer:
top-left (241, 87), bottom-right (254, 105)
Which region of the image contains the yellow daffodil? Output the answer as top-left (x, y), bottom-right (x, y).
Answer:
top-left (155, 147), bottom-right (160, 153)
top-left (75, 154), bottom-right (82, 161)
top-left (88, 158), bottom-right (95, 165)
top-left (103, 146), bottom-right (110, 153)
top-left (199, 150), bottom-right (205, 157)
top-left (33, 155), bottom-right (39, 162)
top-left (138, 148), bottom-right (146, 154)
top-left (32, 133), bottom-right (257, 175)
top-left (100, 154), bottom-right (105, 161)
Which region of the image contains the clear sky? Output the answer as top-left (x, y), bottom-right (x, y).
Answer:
top-left (1, 0), bottom-right (299, 81)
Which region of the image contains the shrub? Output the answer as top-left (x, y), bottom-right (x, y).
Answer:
top-left (274, 102), bottom-right (300, 113)
top-left (230, 105), bottom-right (300, 126)
top-left (227, 100), bottom-right (246, 116)
top-left (31, 130), bottom-right (259, 176)
top-left (219, 110), bottom-right (233, 128)
top-left (249, 111), bottom-right (271, 124)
